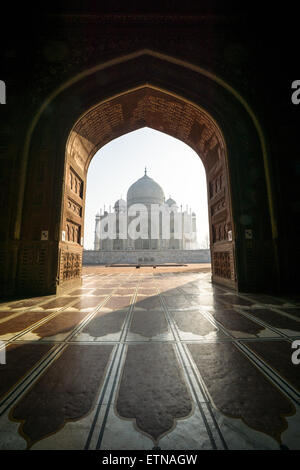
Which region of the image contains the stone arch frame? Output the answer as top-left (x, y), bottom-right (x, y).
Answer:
top-left (62, 84), bottom-right (235, 291)
top-left (16, 50), bottom-right (278, 295)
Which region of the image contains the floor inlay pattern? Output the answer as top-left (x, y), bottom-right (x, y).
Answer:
top-left (187, 342), bottom-right (295, 443)
top-left (116, 343), bottom-right (193, 442)
top-left (0, 266), bottom-right (299, 450)
top-left (10, 344), bottom-right (114, 448)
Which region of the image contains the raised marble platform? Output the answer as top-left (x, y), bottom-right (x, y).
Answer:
top-left (83, 249), bottom-right (211, 265)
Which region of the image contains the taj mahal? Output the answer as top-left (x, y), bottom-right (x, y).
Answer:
top-left (93, 169), bottom-right (198, 252)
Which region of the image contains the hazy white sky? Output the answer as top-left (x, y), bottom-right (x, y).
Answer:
top-left (84, 128), bottom-right (209, 249)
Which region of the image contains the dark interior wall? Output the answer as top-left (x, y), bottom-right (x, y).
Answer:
top-left (0, 4), bottom-right (299, 296)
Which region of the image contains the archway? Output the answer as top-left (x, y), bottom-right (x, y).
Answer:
top-left (17, 51), bottom-right (277, 295)
top-left (61, 84), bottom-right (234, 291)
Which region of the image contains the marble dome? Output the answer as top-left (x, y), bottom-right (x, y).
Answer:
top-left (127, 169), bottom-right (165, 206)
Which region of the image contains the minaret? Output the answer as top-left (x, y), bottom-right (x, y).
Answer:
top-left (94, 212), bottom-right (101, 250)
top-left (192, 212), bottom-right (197, 239)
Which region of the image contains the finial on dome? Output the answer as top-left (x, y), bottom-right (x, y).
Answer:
top-left (144, 166), bottom-right (147, 176)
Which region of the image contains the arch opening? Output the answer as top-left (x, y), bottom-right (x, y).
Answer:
top-left (59, 85), bottom-right (236, 292)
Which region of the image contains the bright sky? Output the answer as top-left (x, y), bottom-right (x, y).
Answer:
top-left (84, 128), bottom-right (209, 249)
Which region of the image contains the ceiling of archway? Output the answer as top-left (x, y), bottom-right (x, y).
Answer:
top-left (67, 86), bottom-right (225, 174)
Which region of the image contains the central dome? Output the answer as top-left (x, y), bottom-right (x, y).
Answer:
top-left (127, 169), bottom-right (165, 206)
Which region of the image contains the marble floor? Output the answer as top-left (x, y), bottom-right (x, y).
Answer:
top-left (0, 265), bottom-right (299, 450)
